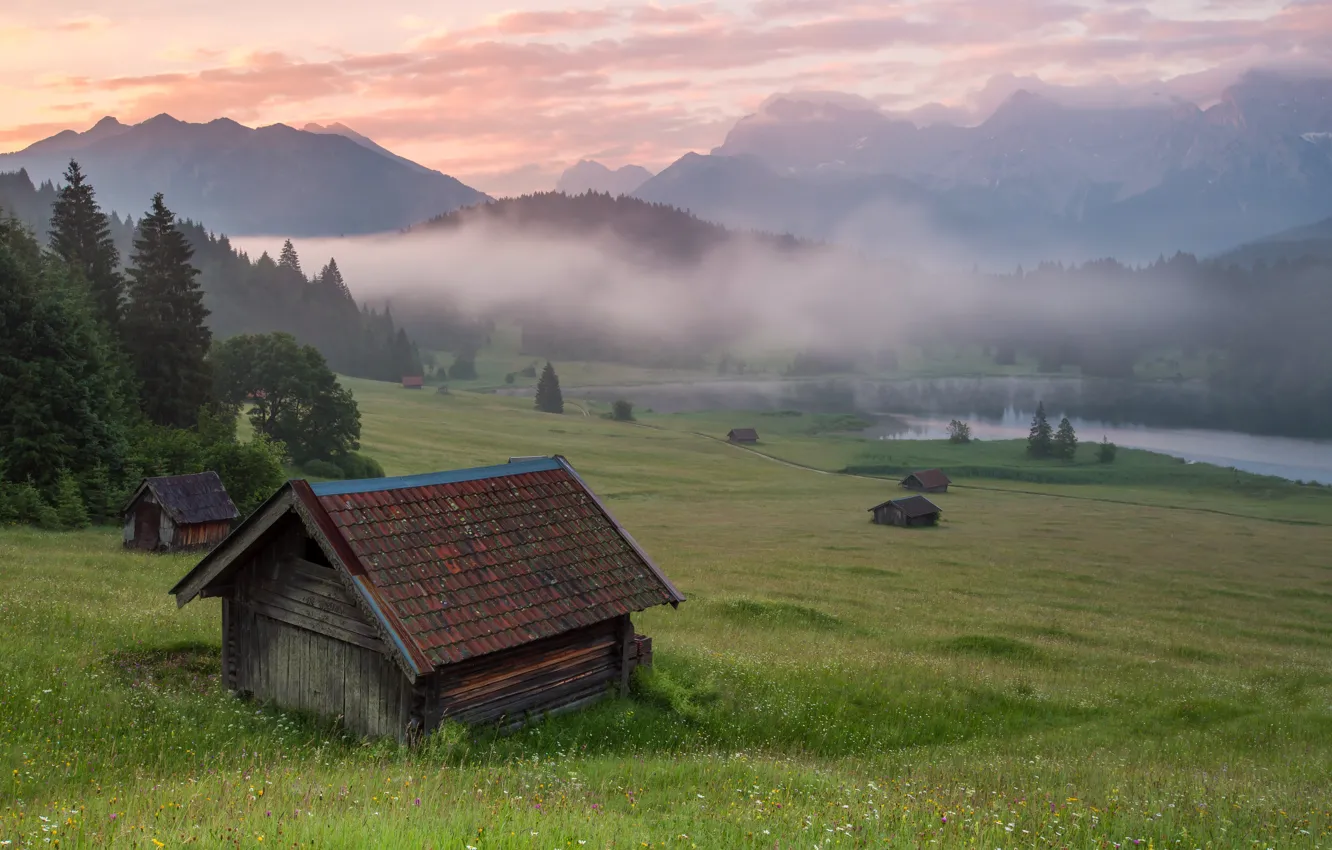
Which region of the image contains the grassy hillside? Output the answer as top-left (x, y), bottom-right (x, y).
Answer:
top-left (2, 379), bottom-right (1331, 846)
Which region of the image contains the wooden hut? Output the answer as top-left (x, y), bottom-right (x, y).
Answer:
top-left (900, 468), bottom-right (951, 493)
top-left (169, 456), bottom-right (685, 740)
top-left (869, 495), bottom-right (942, 527)
top-left (401, 375), bottom-right (424, 389)
top-left (123, 472), bottom-right (239, 552)
top-left (727, 428), bottom-right (759, 444)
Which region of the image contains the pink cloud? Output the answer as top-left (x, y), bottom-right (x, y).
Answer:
top-left (4, 0), bottom-right (1331, 176)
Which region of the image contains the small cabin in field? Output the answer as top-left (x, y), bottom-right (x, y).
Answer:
top-left (869, 495), bottom-right (942, 528)
top-left (123, 472), bottom-right (239, 552)
top-left (727, 428), bottom-right (759, 444)
top-left (401, 375), bottom-right (424, 389)
top-left (901, 468), bottom-right (951, 493)
top-left (169, 456), bottom-right (685, 740)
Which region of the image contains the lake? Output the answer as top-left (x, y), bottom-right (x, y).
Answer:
top-left (512, 376), bottom-right (1332, 485)
top-left (860, 409), bottom-right (1332, 485)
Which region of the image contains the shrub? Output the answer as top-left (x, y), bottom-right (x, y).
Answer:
top-left (448, 354), bottom-right (478, 381)
top-left (204, 434), bottom-right (288, 517)
top-left (504, 372), bottom-right (516, 385)
top-left (0, 481), bottom-right (58, 528)
top-left (337, 452), bottom-right (385, 480)
top-left (947, 419), bottom-right (972, 444)
top-left (519, 363), bottom-right (538, 378)
top-left (611, 399), bottom-right (634, 421)
top-left (302, 459), bottom-right (346, 480)
top-left (53, 471), bottom-right (90, 529)
top-left (1097, 437), bottom-right (1118, 464)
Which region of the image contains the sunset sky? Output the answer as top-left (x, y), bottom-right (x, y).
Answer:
top-left (3, 0), bottom-right (1330, 194)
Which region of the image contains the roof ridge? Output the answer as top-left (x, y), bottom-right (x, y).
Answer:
top-left (310, 457), bottom-right (562, 497)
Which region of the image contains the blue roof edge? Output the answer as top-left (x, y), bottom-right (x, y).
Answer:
top-left (308, 457), bottom-right (562, 496)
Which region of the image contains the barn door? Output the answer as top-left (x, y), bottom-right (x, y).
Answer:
top-left (135, 502), bottom-right (161, 549)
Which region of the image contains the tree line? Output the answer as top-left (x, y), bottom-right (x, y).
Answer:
top-left (0, 166), bottom-right (424, 384)
top-left (0, 161), bottom-right (377, 529)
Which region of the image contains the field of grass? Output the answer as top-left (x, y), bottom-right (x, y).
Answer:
top-left (3, 378), bottom-right (1332, 847)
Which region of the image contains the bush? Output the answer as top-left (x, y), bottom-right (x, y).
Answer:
top-left (302, 459), bottom-right (346, 480)
top-left (947, 419), bottom-right (972, 444)
top-left (448, 354), bottom-right (478, 381)
top-left (337, 452), bottom-right (385, 480)
top-left (1097, 438), bottom-right (1118, 464)
top-left (611, 399), bottom-right (634, 421)
top-left (519, 363), bottom-right (538, 378)
top-left (53, 471), bottom-right (90, 529)
top-left (204, 434), bottom-right (288, 517)
top-left (505, 372), bottom-right (516, 385)
top-left (0, 480), bottom-right (58, 528)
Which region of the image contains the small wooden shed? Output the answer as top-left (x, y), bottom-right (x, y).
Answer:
top-left (401, 375), bottom-right (424, 389)
top-left (901, 468), bottom-right (951, 493)
top-left (169, 456), bottom-right (685, 740)
top-left (869, 495), bottom-right (942, 527)
top-left (123, 472), bottom-right (239, 552)
top-left (727, 428), bottom-right (759, 444)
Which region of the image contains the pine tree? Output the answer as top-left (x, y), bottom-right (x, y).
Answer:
top-left (534, 361), bottom-right (564, 414)
top-left (1026, 401), bottom-right (1053, 458)
top-left (49, 160), bottom-right (124, 327)
top-left (1053, 416), bottom-right (1079, 460)
top-left (123, 193), bottom-right (213, 428)
top-left (278, 239), bottom-right (303, 277)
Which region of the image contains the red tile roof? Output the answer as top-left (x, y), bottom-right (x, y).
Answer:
top-left (309, 460), bottom-right (682, 667)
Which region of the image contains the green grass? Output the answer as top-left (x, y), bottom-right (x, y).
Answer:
top-left (3, 378), bottom-right (1332, 846)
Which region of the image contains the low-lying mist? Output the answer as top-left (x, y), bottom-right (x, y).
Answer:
top-left (233, 222), bottom-right (1214, 358)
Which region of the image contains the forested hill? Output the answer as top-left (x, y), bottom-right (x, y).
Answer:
top-left (0, 168), bottom-right (421, 382)
top-left (415, 191), bottom-right (808, 265)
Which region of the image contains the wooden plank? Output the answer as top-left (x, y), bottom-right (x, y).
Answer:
top-left (172, 491), bottom-right (295, 605)
top-left (441, 655), bottom-right (617, 721)
top-left (252, 576), bottom-right (367, 622)
top-left (437, 642), bottom-right (616, 704)
top-left (244, 591), bottom-right (385, 647)
top-left (617, 614), bottom-right (634, 697)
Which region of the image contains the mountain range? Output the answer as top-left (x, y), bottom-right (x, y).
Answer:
top-left (0, 115), bottom-right (486, 236)
top-left (631, 70), bottom-right (1332, 265)
top-left (556, 160), bottom-right (654, 197)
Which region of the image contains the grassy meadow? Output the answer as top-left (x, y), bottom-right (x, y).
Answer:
top-left (3, 378), bottom-right (1332, 847)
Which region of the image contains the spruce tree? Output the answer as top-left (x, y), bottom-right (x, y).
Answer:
top-left (49, 160), bottom-right (124, 327)
top-left (1026, 401), bottom-right (1053, 458)
top-left (278, 239), bottom-right (303, 276)
top-left (123, 193), bottom-right (213, 428)
top-left (1053, 416), bottom-right (1079, 460)
top-left (535, 361), bottom-right (564, 414)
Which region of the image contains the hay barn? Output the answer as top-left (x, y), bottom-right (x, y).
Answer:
top-left (869, 495), bottom-right (942, 527)
top-left (169, 456), bottom-right (684, 740)
top-left (123, 472), bottom-right (239, 552)
top-left (727, 428), bottom-right (759, 444)
top-left (901, 468), bottom-right (951, 493)
top-left (401, 375), bottom-right (424, 389)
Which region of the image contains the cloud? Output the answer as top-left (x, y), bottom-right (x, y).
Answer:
top-left (3, 0), bottom-right (1331, 179)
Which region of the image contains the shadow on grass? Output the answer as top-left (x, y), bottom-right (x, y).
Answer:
top-left (104, 640), bottom-right (221, 694)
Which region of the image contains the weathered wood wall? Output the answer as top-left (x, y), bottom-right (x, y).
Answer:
top-left (425, 615), bottom-right (631, 728)
top-left (221, 522), bottom-right (413, 739)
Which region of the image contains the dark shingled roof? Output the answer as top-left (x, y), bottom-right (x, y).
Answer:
top-left (128, 472), bottom-right (239, 525)
top-left (869, 495), bottom-right (942, 518)
top-left (902, 468), bottom-right (951, 489)
top-left (727, 428), bottom-right (759, 442)
top-left (308, 458), bottom-right (684, 667)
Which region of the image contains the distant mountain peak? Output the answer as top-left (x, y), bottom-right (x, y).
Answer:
top-left (556, 160), bottom-right (654, 197)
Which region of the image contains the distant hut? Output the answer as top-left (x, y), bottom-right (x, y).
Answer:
top-left (901, 468), bottom-right (951, 493)
top-left (169, 456), bottom-right (685, 740)
top-left (727, 428), bottom-right (759, 444)
top-left (869, 495), bottom-right (942, 527)
top-left (401, 375), bottom-right (424, 389)
top-left (123, 472), bottom-right (239, 552)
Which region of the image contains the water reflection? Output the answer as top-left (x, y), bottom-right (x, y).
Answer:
top-left (861, 408), bottom-right (1332, 485)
